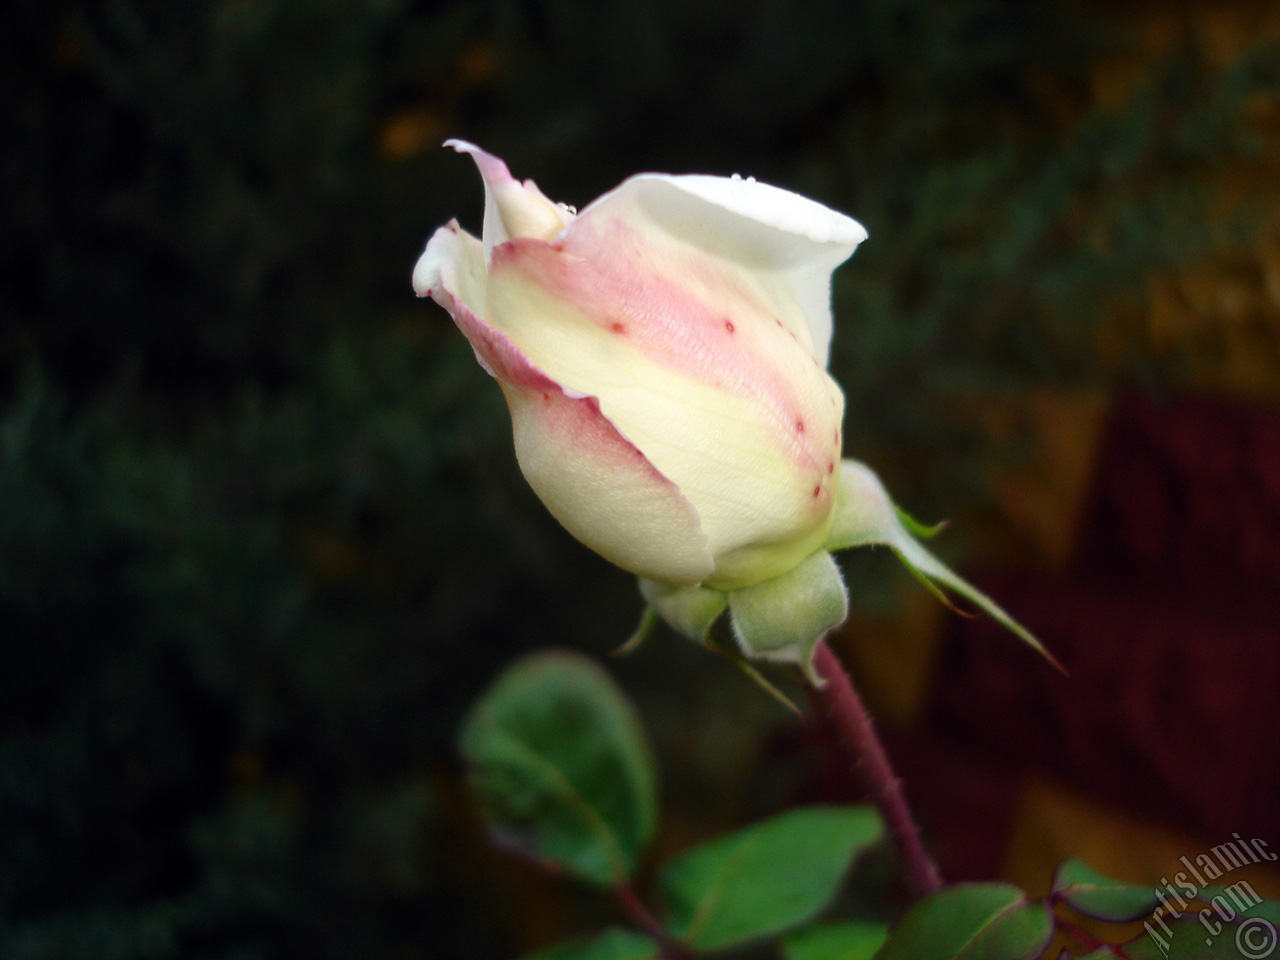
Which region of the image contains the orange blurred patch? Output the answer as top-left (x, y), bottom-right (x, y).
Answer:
top-left (379, 107), bottom-right (450, 161)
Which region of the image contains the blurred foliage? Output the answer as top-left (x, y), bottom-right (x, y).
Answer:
top-left (2, 0), bottom-right (1277, 957)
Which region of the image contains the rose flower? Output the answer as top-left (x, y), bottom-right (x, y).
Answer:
top-left (415, 142), bottom-right (1050, 675)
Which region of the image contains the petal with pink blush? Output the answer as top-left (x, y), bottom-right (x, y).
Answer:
top-left (485, 231), bottom-right (842, 589)
top-left (577, 171), bottom-right (865, 366)
top-left (423, 234), bottom-right (715, 587)
top-left (445, 139), bottom-right (572, 257)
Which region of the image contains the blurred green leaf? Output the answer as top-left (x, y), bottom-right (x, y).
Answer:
top-left (521, 928), bottom-right (660, 960)
top-left (1123, 919), bottom-right (1267, 959)
top-left (784, 920), bottom-right (890, 960)
top-left (459, 651), bottom-right (657, 887)
top-left (1117, 934), bottom-right (1171, 960)
top-left (1197, 889), bottom-right (1280, 924)
top-left (1116, 893), bottom-right (1279, 959)
top-left (1052, 859), bottom-right (1160, 922)
top-left (875, 883), bottom-right (1052, 960)
top-left (660, 805), bottom-right (881, 951)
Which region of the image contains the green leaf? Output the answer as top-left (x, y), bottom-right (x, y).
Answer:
top-left (1117, 890), bottom-right (1278, 960)
top-left (784, 920), bottom-right (891, 960)
top-left (520, 928), bottom-right (660, 960)
top-left (827, 461), bottom-right (1061, 672)
top-left (875, 883), bottom-right (1053, 960)
top-left (660, 805), bottom-right (881, 951)
top-left (458, 651), bottom-right (657, 886)
top-left (1121, 910), bottom-right (1279, 959)
top-left (727, 550), bottom-right (848, 684)
top-left (1160, 894), bottom-right (1279, 960)
top-left (1197, 888), bottom-right (1280, 926)
top-left (1051, 859), bottom-right (1161, 921)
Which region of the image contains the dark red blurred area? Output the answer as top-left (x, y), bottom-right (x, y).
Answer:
top-left (909, 393), bottom-right (1280, 880)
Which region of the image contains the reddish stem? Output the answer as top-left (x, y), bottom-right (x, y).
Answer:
top-left (615, 881), bottom-right (688, 960)
top-left (810, 639), bottom-right (944, 900)
top-left (1055, 914), bottom-right (1130, 958)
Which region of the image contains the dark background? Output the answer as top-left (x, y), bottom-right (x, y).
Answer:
top-left (3, 1), bottom-right (1279, 957)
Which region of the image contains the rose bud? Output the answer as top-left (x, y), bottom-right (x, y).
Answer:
top-left (416, 140), bottom-right (863, 590)
top-left (415, 142), bottom-right (1052, 678)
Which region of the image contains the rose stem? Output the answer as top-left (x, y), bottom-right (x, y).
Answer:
top-left (810, 638), bottom-right (943, 900)
top-left (615, 881), bottom-right (688, 960)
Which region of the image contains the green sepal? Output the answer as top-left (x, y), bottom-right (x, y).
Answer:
top-left (895, 505), bottom-right (948, 540)
top-left (615, 604), bottom-right (659, 656)
top-left (827, 461), bottom-right (1062, 672)
top-left (638, 578), bottom-right (728, 644)
top-left (725, 653), bottom-right (804, 717)
top-left (636, 579), bottom-right (801, 713)
top-left (727, 550), bottom-right (848, 686)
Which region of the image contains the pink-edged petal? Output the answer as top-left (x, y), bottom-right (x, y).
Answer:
top-left (575, 171), bottom-right (865, 366)
top-left (424, 240), bottom-right (715, 586)
top-left (413, 220), bottom-right (486, 308)
top-left (445, 139), bottom-right (572, 258)
top-left (485, 230), bottom-right (843, 588)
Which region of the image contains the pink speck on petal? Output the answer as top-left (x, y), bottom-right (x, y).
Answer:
top-left (490, 221), bottom-right (839, 482)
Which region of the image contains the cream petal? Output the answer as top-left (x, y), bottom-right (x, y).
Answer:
top-left (413, 220), bottom-right (487, 310)
top-left (576, 171), bottom-right (866, 366)
top-left (423, 234), bottom-right (714, 586)
top-left (486, 236), bottom-right (842, 590)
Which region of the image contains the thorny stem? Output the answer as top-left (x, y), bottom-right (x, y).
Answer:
top-left (810, 638), bottom-right (944, 901)
top-left (615, 881), bottom-right (688, 960)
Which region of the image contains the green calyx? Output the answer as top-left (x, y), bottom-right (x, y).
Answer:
top-left (629, 459), bottom-right (1058, 681)
top-left (727, 550), bottom-right (848, 685)
top-left (826, 460), bottom-right (1060, 672)
top-left (637, 579), bottom-right (727, 645)
top-left (635, 551), bottom-right (847, 687)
